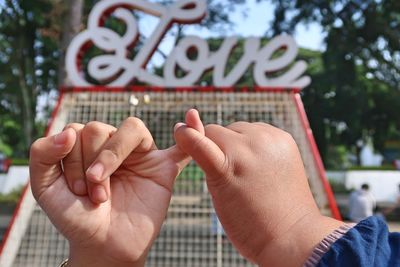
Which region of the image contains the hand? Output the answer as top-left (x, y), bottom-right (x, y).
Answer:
top-left (175, 112), bottom-right (344, 267)
top-left (29, 114), bottom-right (200, 267)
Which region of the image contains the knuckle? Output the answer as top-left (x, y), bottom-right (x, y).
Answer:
top-left (64, 123), bottom-right (84, 131)
top-left (254, 123), bottom-right (280, 139)
top-left (253, 122), bottom-right (271, 130)
top-left (204, 124), bottom-right (219, 133)
top-left (30, 138), bottom-right (45, 157)
top-left (228, 121), bottom-right (248, 128)
top-left (100, 148), bottom-right (120, 164)
top-left (257, 128), bottom-right (272, 140)
top-left (275, 130), bottom-right (297, 154)
top-left (227, 121), bottom-right (250, 133)
top-left (124, 117), bottom-right (145, 129)
top-left (83, 121), bottom-right (106, 137)
top-left (280, 130), bottom-right (296, 143)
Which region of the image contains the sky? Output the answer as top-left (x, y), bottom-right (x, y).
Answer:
top-left (139, 0), bottom-right (325, 66)
top-left (197, 0), bottom-right (325, 51)
top-left (0, 0), bottom-right (325, 52)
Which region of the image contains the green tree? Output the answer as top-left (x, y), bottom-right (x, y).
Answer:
top-left (0, 0), bottom-right (248, 157)
top-left (267, 0), bottom-right (400, 164)
top-left (0, 0), bottom-right (61, 156)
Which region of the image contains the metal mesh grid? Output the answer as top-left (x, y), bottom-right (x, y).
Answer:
top-left (11, 90), bottom-right (330, 267)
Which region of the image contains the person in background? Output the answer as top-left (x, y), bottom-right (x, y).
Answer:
top-left (387, 184), bottom-right (400, 220)
top-left (348, 183), bottom-right (376, 223)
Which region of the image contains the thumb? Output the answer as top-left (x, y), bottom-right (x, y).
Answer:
top-left (29, 128), bottom-right (76, 200)
top-left (174, 124), bottom-right (226, 178)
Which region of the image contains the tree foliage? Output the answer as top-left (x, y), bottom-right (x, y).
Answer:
top-left (267, 0), bottom-right (400, 164)
top-left (2, 0), bottom-right (398, 167)
top-left (155, 0), bottom-right (246, 32)
top-left (0, 0), bottom-right (246, 156)
top-left (0, 0), bottom-right (61, 156)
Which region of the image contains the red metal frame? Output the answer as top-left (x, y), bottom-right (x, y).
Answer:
top-left (292, 93), bottom-right (342, 220)
top-left (0, 91), bottom-right (66, 256)
top-left (61, 86), bottom-right (302, 94)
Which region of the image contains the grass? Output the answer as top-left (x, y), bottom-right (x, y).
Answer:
top-left (10, 158), bottom-right (29, 166)
top-left (0, 186), bottom-right (24, 204)
top-left (329, 180), bottom-right (351, 194)
top-left (347, 165), bottom-right (397, 171)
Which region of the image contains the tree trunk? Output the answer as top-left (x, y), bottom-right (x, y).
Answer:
top-left (18, 75), bottom-right (34, 153)
top-left (17, 38), bottom-right (34, 153)
top-left (58, 0), bottom-right (84, 87)
top-left (15, 27), bottom-right (35, 155)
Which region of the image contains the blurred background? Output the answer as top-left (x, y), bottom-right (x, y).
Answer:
top-left (1, 0), bottom-right (400, 242)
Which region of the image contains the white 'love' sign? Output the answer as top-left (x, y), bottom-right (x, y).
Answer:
top-left (66, 0), bottom-right (311, 88)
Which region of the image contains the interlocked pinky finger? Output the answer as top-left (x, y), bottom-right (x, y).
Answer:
top-left (62, 123), bottom-right (86, 196)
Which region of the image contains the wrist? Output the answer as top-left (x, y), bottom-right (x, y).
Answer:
top-left (255, 211), bottom-right (344, 267)
top-left (68, 246), bottom-right (146, 267)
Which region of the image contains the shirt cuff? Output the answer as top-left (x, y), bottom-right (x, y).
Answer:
top-left (303, 223), bottom-right (356, 267)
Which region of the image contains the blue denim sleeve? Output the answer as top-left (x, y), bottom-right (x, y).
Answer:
top-left (317, 216), bottom-right (400, 267)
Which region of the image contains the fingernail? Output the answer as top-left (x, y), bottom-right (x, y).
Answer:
top-left (86, 163), bottom-right (104, 181)
top-left (92, 185), bottom-right (108, 203)
top-left (174, 122), bottom-right (186, 131)
top-left (73, 180), bottom-right (87, 195)
top-left (54, 130), bottom-right (69, 146)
